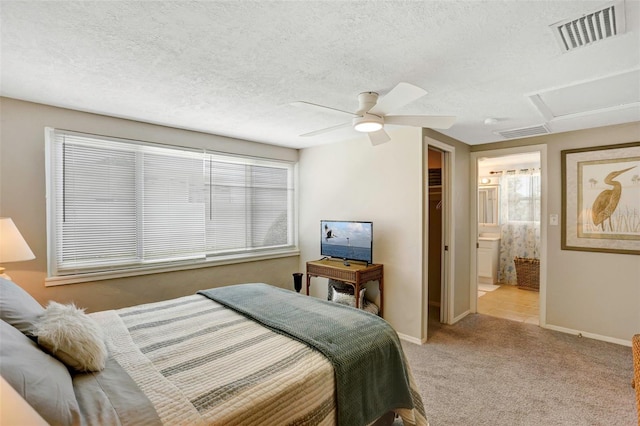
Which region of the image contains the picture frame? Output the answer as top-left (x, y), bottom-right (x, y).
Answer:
top-left (561, 142), bottom-right (640, 255)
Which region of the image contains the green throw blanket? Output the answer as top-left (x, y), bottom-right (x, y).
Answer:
top-left (198, 283), bottom-right (413, 426)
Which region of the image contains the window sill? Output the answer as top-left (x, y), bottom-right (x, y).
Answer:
top-left (44, 248), bottom-right (300, 287)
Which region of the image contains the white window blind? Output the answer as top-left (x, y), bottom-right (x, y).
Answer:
top-left (141, 147), bottom-right (206, 262)
top-left (46, 128), bottom-right (296, 277)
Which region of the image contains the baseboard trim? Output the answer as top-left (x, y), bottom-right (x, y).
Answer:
top-left (544, 324), bottom-right (632, 347)
top-left (397, 332), bottom-right (426, 345)
top-left (451, 309), bottom-right (470, 324)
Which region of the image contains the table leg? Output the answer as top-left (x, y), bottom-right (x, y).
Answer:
top-left (379, 275), bottom-right (384, 317)
top-left (306, 274), bottom-right (311, 295)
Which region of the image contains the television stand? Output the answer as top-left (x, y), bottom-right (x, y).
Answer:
top-left (306, 259), bottom-right (384, 316)
top-left (324, 256), bottom-right (370, 267)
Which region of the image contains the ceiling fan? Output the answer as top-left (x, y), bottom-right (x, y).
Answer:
top-left (295, 82), bottom-right (456, 145)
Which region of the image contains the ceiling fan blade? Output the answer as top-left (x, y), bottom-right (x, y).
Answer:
top-left (385, 115), bottom-right (456, 129)
top-left (368, 82), bottom-right (428, 116)
top-left (300, 122), bottom-right (352, 137)
top-left (368, 129), bottom-right (391, 146)
top-left (290, 101), bottom-right (357, 117)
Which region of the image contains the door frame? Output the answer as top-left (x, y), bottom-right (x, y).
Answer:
top-left (469, 144), bottom-right (547, 326)
top-left (423, 139), bottom-right (455, 341)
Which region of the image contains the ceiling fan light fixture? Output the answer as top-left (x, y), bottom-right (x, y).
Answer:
top-left (353, 114), bottom-right (383, 133)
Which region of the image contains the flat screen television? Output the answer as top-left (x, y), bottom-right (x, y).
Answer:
top-left (320, 220), bottom-right (373, 265)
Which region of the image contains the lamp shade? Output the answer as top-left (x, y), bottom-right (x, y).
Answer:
top-left (0, 218), bottom-right (35, 263)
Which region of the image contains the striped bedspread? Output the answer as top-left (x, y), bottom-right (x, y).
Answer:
top-left (90, 292), bottom-right (428, 426)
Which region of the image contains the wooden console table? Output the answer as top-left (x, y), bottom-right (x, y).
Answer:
top-left (306, 259), bottom-right (384, 316)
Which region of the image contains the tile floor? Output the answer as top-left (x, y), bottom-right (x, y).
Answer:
top-left (477, 284), bottom-right (539, 325)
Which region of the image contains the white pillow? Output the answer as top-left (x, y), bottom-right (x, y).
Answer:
top-left (332, 287), bottom-right (366, 309)
top-left (332, 291), bottom-right (356, 307)
top-left (0, 277), bottom-right (44, 336)
top-left (0, 320), bottom-right (81, 425)
top-left (34, 301), bottom-right (107, 372)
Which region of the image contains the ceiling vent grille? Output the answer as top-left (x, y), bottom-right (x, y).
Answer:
top-left (550, 2), bottom-right (625, 52)
top-left (495, 124), bottom-right (550, 139)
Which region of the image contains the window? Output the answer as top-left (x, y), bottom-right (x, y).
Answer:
top-left (45, 128), bottom-right (296, 280)
top-left (500, 172), bottom-right (541, 223)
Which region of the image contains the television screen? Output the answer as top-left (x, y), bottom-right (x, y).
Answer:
top-left (320, 220), bottom-right (373, 265)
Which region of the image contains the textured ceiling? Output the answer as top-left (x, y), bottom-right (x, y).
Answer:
top-left (1, 1), bottom-right (639, 149)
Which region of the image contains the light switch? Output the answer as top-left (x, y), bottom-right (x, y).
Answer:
top-left (550, 214), bottom-right (558, 226)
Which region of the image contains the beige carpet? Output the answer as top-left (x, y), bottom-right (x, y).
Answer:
top-left (396, 314), bottom-right (635, 425)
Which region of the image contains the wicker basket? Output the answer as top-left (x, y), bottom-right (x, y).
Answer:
top-left (514, 257), bottom-right (540, 291)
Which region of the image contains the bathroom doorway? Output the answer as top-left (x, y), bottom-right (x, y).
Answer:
top-left (472, 146), bottom-right (547, 326)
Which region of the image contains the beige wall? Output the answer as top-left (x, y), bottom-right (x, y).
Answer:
top-left (297, 127), bottom-right (471, 341)
top-left (0, 97), bottom-right (300, 312)
top-left (3, 96), bottom-right (636, 343)
top-left (299, 121), bottom-right (639, 344)
top-left (473, 122), bottom-right (640, 342)
top-left (298, 127), bottom-right (426, 339)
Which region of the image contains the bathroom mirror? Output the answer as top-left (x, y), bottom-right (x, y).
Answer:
top-left (478, 185), bottom-right (500, 226)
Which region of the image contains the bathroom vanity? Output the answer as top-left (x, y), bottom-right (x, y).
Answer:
top-left (478, 234), bottom-right (500, 284)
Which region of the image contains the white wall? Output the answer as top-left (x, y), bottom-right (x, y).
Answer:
top-left (298, 127), bottom-right (426, 338)
top-left (0, 97), bottom-right (300, 312)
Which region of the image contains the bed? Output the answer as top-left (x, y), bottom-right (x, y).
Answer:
top-left (0, 278), bottom-right (427, 426)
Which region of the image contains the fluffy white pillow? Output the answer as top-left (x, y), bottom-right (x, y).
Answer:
top-left (34, 301), bottom-right (107, 372)
top-left (332, 290), bottom-right (356, 307)
top-left (332, 287), bottom-right (366, 309)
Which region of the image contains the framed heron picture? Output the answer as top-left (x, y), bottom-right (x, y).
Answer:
top-left (561, 142), bottom-right (640, 255)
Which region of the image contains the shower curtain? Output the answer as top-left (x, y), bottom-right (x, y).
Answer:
top-left (498, 170), bottom-right (541, 284)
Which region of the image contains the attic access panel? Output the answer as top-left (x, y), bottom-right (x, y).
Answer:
top-left (528, 69), bottom-right (640, 121)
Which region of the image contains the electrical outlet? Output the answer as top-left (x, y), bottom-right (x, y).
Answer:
top-left (550, 214), bottom-right (558, 226)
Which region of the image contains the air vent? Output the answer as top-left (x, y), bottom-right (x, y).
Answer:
top-left (550, 2), bottom-right (626, 52)
top-left (495, 124), bottom-right (550, 139)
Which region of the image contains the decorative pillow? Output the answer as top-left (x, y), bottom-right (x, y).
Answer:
top-left (332, 290), bottom-right (357, 307)
top-left (0, 277), bottom-right (44, 336)
top-left (34, 301), bottom-right (107, 372)
top-left (331, 287), bottom-right (367, 309)
top-left (327, 279), bottom-right (354, 301)
top-left (0, 320), bottom-right (81, 425)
